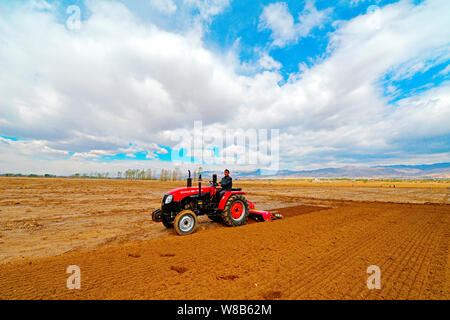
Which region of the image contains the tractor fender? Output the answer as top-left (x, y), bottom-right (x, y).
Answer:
top-left (218, 191), bottom-right (246, 210)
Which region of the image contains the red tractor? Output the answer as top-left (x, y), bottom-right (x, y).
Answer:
top-left (151, 171), bottom-right (281, 235)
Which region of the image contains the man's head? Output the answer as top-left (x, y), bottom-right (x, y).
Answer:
top-left (224, 169), bottom-right (230, 176)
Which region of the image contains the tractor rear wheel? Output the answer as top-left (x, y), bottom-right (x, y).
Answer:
top-left (222, 195), bottom-right (249, 227)
top-left (174, 210), bottom-right (198, 236)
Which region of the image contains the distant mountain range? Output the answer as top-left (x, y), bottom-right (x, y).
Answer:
top-left (204, 162), bottom-right (450, 179)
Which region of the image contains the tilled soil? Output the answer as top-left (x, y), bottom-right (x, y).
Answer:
top-left (0, 178), bottom-right (448, 299)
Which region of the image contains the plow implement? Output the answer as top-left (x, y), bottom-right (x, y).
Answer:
top-left (247, 201), bottom-right (283, 222)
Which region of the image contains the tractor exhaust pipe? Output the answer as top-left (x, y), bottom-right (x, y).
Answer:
top-left (197, 173), bottom-right (203, 207)
top-left (187, 170), bottom-right (192, 187)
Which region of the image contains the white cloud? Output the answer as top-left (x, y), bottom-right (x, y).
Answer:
top-left (28, 0), bottom-right (52, 11)
top-left (383, 84), bottom-right (450, 140)
top-left (0, 137), bottom-right (69, 162)
top-left (258, 53), bottom-right (282, 70)
top-left (348, 0), bottom-right (381, 6)
top-left (149, 0), bottom-right (177, 14)
top-left (439, 64), bottom-right (450, 75)
top-left (297, 0), bottom-right (332, 37)
top-left (246, 0), bottom-right (450, 166)
top-left (183, 0), bottom-right (230, 21)
top-left (259, 1), bottom-right (331, 47)
top-left (259, 2), bottom-right (297, 47)
top-left (385, 47), bottom-right (450, 81)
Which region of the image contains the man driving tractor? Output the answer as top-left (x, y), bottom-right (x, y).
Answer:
top-left (220, 169), bottom-right (232, 191)
top-left (218, 169), bottom-right (232, 199)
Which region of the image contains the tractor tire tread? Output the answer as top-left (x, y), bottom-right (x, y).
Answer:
top-left (221, 194), bottom-right (249, 227)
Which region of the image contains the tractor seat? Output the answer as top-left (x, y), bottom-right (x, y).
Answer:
top-left (231, 188), bottom-right (242, 191)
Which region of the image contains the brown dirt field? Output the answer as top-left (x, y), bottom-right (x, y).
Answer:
top-left (0, 177), bottom-right (448, 299)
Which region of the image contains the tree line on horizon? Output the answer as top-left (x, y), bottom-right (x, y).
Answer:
top-left (0, 167), bottom-right (203, 181)
top-left (72, 168), bottom-right (187, 181)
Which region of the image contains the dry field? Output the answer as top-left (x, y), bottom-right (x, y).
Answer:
top-left (0, 177), bottom-right (448, 299)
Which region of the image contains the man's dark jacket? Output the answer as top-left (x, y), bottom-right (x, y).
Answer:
top-left (220, 175), bottom-right (232, 191)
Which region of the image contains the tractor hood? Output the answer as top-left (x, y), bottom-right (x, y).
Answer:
top-left (166, 186), bottom-right (214, 202)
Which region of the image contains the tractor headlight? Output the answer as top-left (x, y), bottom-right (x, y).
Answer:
top-left (164, 194), bottom-right (173, 204)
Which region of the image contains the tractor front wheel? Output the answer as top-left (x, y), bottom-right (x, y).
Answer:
top-left (174, 210), bottom-right (198, 236)
top-left (222, 195), bottom-right (249, 227)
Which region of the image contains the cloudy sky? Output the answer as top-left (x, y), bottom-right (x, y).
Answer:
top-left (0, 0), bottom-right (449, 175)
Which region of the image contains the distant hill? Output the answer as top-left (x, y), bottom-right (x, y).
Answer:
top-left (207, 162), bottom-right (450, 179)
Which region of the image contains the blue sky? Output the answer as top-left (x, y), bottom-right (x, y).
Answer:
top-left (0, 0), bottom-right (449, 174)
top-left (205, 0), bottom-right (388, 76)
